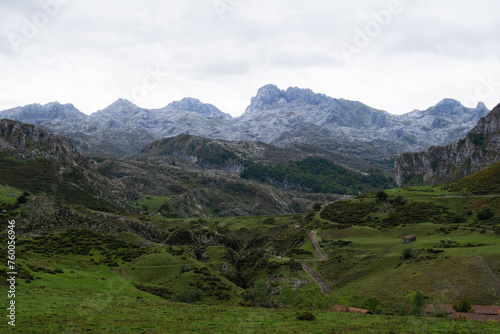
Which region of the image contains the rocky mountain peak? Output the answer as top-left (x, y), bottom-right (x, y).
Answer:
top-left (244, 84), bottom-right (285, 114)
top-left (284, 86), bottom-right (329, 105)
top-left (0, 101), bottom-right (87, 124)
top-left (394, 102), bottom-right (500, 187)
top-left (164, 98), bottom-right (230, 118)
top-left (471, 103), bottom-right (500, 135)
top-left (94, 99), bottom-right (142, 117)
top-left (476, 102), bottom-right (487, 110)
top-left (432, 98), bottom-right (464, 115)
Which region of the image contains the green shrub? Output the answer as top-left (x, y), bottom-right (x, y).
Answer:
top-left (412, 291), bottom-right (426, 317)
top-left (262, 218), bottom-right (276, 224)
top-left (361, 297), bottom-right (384, 314)
top-left (395, 290), bottom-right (426, 316)
top-left (477, 208), bottom-right (493, 220)
top-left (402, 248), bottom-right (413, 259)
top-left (16, 195), bottom-right (28, 204)
top-left (453, 296), bottom-right (473, 313)
top-left (429, 305), bottom-right (450, 318)
top-left (376, 190), bottom-right (388, 201)
top-left (451, 214), bottom-right (466, 224)
top-left (393, 196), bottom-right (405, 205)
top-left (176, 290), bottom-right (203, 303)
top-left (296, 311), bottom-right (316, 321)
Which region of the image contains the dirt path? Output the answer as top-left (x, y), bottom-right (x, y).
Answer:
top-left (310, 230), bottom-right (327, 260)
top-left (273, 227), bottom-right (331, 294)
top-left (296, 260), bottom-right (331, 295)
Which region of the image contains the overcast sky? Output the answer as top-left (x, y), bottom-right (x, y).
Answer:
top-left (1, 0), bottom-right (499, 116)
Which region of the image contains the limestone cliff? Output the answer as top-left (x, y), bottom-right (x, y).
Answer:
top-left (0, 119), bottom-right (129, 209)
top-left (394, 103), bottom-right (500, 186)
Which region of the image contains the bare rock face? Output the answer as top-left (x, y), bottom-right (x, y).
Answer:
top-left (394, 103), bottom-right (500, 186)
top-left (0, 118), bottom-right (88, 166)
top-left (0, 118), bottom-right (129, 209)
top-left (0, 85), bottom-right (490, 163)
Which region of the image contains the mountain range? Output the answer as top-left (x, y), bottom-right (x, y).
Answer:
top-left (395, 103), bottom-right (500, 186)
top-left (0, 85), bottom-right (490, 168)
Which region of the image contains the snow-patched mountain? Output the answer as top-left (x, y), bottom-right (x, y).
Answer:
top-left (0, 85), bottom-right (490, 163)
top-left (229, 85), bottom-right (489, 157)
top-left (0, 97), bottom-right (232, 155)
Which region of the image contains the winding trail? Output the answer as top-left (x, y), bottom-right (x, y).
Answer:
top-left (310, 230), bottom-right (327, 260)
top-left (293, 229), bottom-right (331, 294)
top-left (296, 260), bottom-right (331, 295)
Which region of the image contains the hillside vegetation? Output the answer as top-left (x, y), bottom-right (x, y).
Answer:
top-left (1, 175), bottom-right (500, 331)
top-left (241, 157), bottom-right (393, 195)
top-left (1, 119), bottom-right (500, 332)
top-left (445, 161), bottom-right (500, 194)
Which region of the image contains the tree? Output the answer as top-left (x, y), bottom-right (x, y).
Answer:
top-left (361, 297), bottom-right (384, 314)
top-left (16, 195), bottom-right (28, 204)
top-left (395, 290), bottom-right (427, 316)
top-left (477, 208), bottom-right (493, 220)
top-left (176, 289), bottom-right (203, 303)
top-left (313, 203), bottom-right (322, 211)
top-left (453, 296), bottom-right (473, 313)
top-left (376, 190), bottom-right (388, 201)
top-left (393, 195), bottom-right (405, 205)
top-left (158, 202), bottom-right (177, 218)
top-left (412, 291), bottom-right (427, 316)
top-left (451, 214), bottom-right (466, 224)
top-left (402, 248), bottom-right (413, 259)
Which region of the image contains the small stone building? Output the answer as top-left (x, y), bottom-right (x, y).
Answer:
top-left (401, 235), bottom-right (416, 244)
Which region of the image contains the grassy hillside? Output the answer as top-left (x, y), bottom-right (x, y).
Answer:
top-left (241, 157), bottom-right (393, 195)
top-left (445, 161), bottom-right (500, 194)
top-left (1, 179), bottom-right (500, 331)
top-left (1, 222), bottom-right (498, 333)
top-left (317, 184), bottom-right (500, 307)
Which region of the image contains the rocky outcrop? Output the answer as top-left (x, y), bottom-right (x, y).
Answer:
top-left (0, 118), bottom-right (89, 166)
top-left (394, 103), bottom-right (500, 186)
top-left (139, 134), bottom-right (349, 172)
top-left (0, 119), bottom-right (130, 209)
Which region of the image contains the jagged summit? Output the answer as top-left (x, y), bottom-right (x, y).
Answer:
top-left (471, 102), bottom-right (500, 134)
top-left (161, 97), bottom-right (231, 119)
top-left (244, 84), bottom-right (331, 115)
top-left (0, 101), bottom-right (87, 127)
top-left (0, 86), bottom-right (491, 159)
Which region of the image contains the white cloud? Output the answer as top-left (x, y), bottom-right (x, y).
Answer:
top-left (0, 0), bottom-right (499, 116)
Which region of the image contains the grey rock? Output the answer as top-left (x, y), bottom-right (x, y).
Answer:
top-left (394, 103), bottom-right (500, 186)
top-left (0, 85), bottom-right (490, 164)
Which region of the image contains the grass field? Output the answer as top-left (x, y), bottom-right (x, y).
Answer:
top-left (3, 265), bottom-right (500, 333)
top-left (1, 181), bottom-right (500, 332)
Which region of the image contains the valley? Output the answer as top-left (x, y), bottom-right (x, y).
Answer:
top-left (1, 170), bottom-right (500, 331)
top-left (0, 94), bottom-right (499, 332)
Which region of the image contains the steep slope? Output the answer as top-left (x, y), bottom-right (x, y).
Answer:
top-left (139, 134), bottom-right (371, 172)
top-left (394, 103), bottom-right (500, 186)
top-left (0, 119), bottom-right (127, 210)
top-left (95, 158), bottom-right (343, 217)
top-left (445, 161), bottom-right (500, 194)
